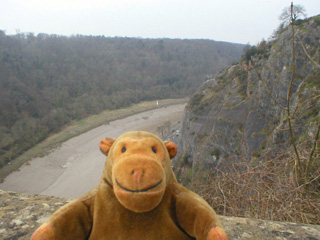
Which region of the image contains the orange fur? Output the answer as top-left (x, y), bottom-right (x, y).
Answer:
top-left (31, 131), bottom-right (228, 240)
top-left (31, 223), bottom-right (55, 240)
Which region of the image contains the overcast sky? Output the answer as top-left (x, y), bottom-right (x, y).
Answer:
top-left (1, 0), bottom-right (319, 44)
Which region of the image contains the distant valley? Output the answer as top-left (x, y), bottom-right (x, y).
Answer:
top-left (0, 32), bottom-right (244, 168)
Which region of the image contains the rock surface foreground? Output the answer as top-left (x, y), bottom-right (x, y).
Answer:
top-left (1, 190), bottom-right (319, 240)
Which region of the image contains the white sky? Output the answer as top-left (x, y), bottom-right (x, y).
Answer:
top-left (1, 0), bottom-right (319, 44)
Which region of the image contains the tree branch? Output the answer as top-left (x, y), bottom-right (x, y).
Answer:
top-left (288, 3), bottom-right (302, 186)
top-left (304, 121), bottom-right (320, 189)
top-left (296, 34), bottom-right (320, 69)
top-left (292, 95), bottom-right (320, 119)
top-left (250, 59), bottom-right (287, 110)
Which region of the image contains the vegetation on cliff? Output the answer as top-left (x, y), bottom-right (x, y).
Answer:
top-left (176, 8), bottom-right (320, 224)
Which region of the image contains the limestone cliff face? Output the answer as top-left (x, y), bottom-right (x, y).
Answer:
top-left (1, 190), bottom-right (320, 240)
top-left (176, 15), bottom-right (320, 171)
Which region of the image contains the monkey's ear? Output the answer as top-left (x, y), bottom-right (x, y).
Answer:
top-left (99, 138), bottom-right (116, 156)
top-left (164, 141), bottom-right (178, 159)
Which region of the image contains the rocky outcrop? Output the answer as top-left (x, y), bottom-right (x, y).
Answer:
top-left (1, 190), bottom-right (320, 240)
top-left (176, 15), bottom-right (320, 170)
top-left (0, 190), bottom-right (71, 240)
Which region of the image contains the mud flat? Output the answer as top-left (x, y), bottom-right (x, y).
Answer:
top-left (0, 104), bottom-right (185, 198)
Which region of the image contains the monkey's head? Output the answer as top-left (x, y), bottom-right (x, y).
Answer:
top-left (99, 131), bottom-right (177, 213)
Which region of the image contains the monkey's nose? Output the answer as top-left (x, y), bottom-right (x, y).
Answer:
top-left (132, 169), bottom-right (145, 186)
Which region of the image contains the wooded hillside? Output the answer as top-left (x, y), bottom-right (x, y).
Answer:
top-left (0, 31), bottom-right (244, 167)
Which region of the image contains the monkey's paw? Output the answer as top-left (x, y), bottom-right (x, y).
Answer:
top-left (207, 227), bottom-right (228, 240)
top-left (31, 223), bottom-right (55, 240)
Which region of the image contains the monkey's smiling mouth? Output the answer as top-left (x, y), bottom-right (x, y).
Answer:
top-left (115, 179), bottom-right (163, 193)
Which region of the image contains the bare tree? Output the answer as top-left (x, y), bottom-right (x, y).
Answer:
top-left (251, 2), bottom-right (319, 189)
top-left (279, 2), bottom-right (306, 25)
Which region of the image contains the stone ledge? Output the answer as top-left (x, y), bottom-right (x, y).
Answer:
top-left (1, 190), bottom-right (319, 240)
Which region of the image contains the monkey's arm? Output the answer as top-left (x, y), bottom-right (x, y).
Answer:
top-left (31, 195), bottom-right (94, 240)
top-left (175, 188), bottom-right (228, 240)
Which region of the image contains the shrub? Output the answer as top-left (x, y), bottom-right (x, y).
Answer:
top-left (188, 147), bottom-right (320, 224)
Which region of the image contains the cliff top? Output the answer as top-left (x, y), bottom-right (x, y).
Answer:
top-left (1, 190), bottom-right (320, 240)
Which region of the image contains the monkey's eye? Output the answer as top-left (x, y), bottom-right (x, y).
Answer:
top-left (152, 146), bottom-right (157, 153)
top-left (121, 146), bottom-right (127, 153)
